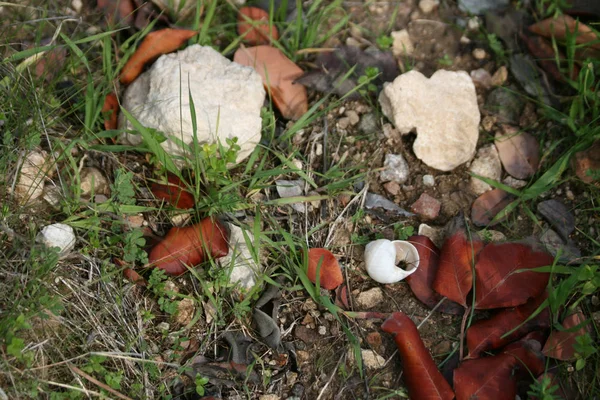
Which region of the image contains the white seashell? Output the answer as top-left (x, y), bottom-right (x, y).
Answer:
top-left (364, 239), bottom-right (420, 284)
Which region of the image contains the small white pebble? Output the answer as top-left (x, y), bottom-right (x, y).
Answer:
top-left (318, 326), bottom-right (327, 335)
top-left (473, 48), bottom-right (487, 60)
top-left (423, 174), bottom-right (435, 186)
top-left (467, 17), bottom-right (480, 31)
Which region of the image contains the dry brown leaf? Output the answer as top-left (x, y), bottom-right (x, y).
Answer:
top-left (495, 125), bottom-right (540, 179)
top-left (529, 14), bottom-right (600, 50)
top-left (233, 45), bottom-right (307, 120)
top-left (101, 93), bottom-right (119, 131)
top-left (97, 0), bottom-right (135, 26)
top-left (237, 6), bottom-right (279, 45)
top-left (120, 28), bottom-right (199, 85)
top-left (471, 188), bottom-right (515, 227)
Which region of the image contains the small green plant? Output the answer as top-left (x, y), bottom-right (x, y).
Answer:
top-left (438, 54), bottom-right (453, 67)
top-left (393, 224), bottom-right (415, 240)
top-left (358, 66), bottom-right (380, 95)
top-left (195, 375), bottom-right (210, 396)
top-left (535, 0), bottom-right (571, 17)
top-left (376, 34), bottom-right (394, 50)
top-left (148, 269), bottom-right (180, 315)
top-left (487, 33), bottom-right (507, 63)
top-left (527, 375), bottom-right (561, 400)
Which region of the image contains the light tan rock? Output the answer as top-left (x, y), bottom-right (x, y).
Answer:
top-left (14, 150), bottom-right (51, 205)
top-left (379, 70), bottom-right (480, 171)
top-left (469, 145), bottom-right (502, 194)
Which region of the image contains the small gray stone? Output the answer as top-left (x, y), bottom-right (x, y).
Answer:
top-left (418, 223), bottom-right (444, 247)
top-left (346, 110), bottom-right (360, 126)
top-left (537, 200), bottom-right (575, 240)
top-left (36, 223), bottom-right (76, 259)
top-left (347, 349), bottom-right (385, 370)
top-left (540, 228), bottom-right (581, 264)
top-left (380, 153), bottom-right (410, 184)
top-left (459, 0), bottom-right (509, 14)
top-left (276, 179), bottom-right (306, 213)
top-left (365, 193), bottom-right (414, 217)
top-left (485, 87), bottom-right (524, 124)
top-left (358, 113), bottom-right (379, 134)
top-left (423, 175), bottom-right (435, 186)
top-left (502, 175), bottom-right (527, 189)
top-left (219, 223), bottom-right (262, 291)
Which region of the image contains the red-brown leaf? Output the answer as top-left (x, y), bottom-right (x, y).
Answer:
top-left (34, 47), bottom-right (67, 82)
top-left (149, 218), bottom-right (229, 276)
top-left (495, 125), bottom-right (540, 180)
top-left (529, 14), bottom-right (600, 50)
top-left (381, 312), bottom-right (455, 400)
top-left (233, 45), bottom-right (307, 120)
top-left (521, 34), bottom-right (580, 82)
top-left (454, 353), bottom-right (517, 400)
top-left (97, 0), bottom-right (135, 25)
top-left (502, 332), bottom-right (547, 379)
top-left (474, 243), bottom-right (553, 309)
top-left (432, 230), bottom-right (484, 307)
top-left (307, 248), bottom-right (343, 290)
top-left (237, 7), bottom-right (279, 45)
top-left (151, 173), bottom-right (195, 209)
top-left (123, 267), bottom-right (147, 286)
top-left (471, 188), bottom-right (515, 227)
top-left (102, 93), bottom-right (119, 131)
top-left (406, 235), bottom-right (463, 315)
top-left (542, 311), bottom-right (589, 360)
top-left (467, 293), bottom-right (550, 358)
top-left (120, 28), bottom-right (199, 85)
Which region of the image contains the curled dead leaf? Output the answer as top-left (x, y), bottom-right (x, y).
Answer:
top-left (151, 172), bottom-right (195, 209)
top-left (381, 312), bottom-right (454, 400)
top-left (432, 229), bottom-right (484, 307)
top-left (102, 93), bottom-right (119, 131)
top-left (306, 248), bottom-right (343, 290)
top-left (406, 235), bottom-right (463, 315)
top-left (529, 15), bottom-right (600, 50)
top-left (495, 125), bottom-right (540, 180)
top-left (471, 188), bottom-right (515, 227)
top-left (120, 28), bottom-right (199, 85)
top-left (233, 45), bottom-right (307, 120)
top-left (237, 7), bottom-right (279, 45)
top-left (148, 217), bottom-right (229, 276)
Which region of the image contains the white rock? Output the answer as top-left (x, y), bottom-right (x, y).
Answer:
top-left (219, 223), bottom-right (261, 291)
top-left (391, 29), bottom-right (414, 57)
top-left (418, 223), bottom-right (444, 247)
top-left (13, 150), bottom-right (51, 205)
top-left (379, 70), bottom-right (480, 171)
top-left (419, 0), bottom-right (439, 14)
top-left (80, 167), bottom-right (110, 197)
top-left (380, 153), bottom-right (409, 184)
top-left (423, 174), bottom-right (435, 186)
top-left (503, 175), bottom-right (527, 189)
top-left (37, 223), bottom-right (76, 258)
top-left (347, 349), bottom-right (385, 370)
top-left (469, 145), bottom-right (502, 195)
top-left (119, 45), bottom-right (265, 166)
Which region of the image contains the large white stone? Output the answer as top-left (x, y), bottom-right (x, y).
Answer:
top-left (379, 70), bottom-right (480, 171)
top-left (119, 45), bottom-right (265, 165)
top-left (219, 223), bottom-right (262, 291)
top-left (37, 223), bottom-right (76, 259)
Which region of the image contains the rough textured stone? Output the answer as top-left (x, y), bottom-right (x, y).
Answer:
top-left (347, 349), bottom-right (385, 370)
top-left (355, 287), bottom-right (384, 309)
top-left (379, 70), bottom-right (480, 171)
top-left (391, 29), bottom-right (413, 57)
top-left (411, 193), bottom-right (441, 220)
top-left (80, 167), bottom-right (110, 197)
top-left (119, 45), bottom-right (265, 165)
top-left (419, 0), bottom-right (439, 13)
top-left (14, 150), bottom-right (51, 205)
top-left (36, 223), bottom-right (76, 258)
top-left (418, 223), bottom-right (443, 247)
top-left (380, 153), bottom-right (409, 184)
top-left (422, 174), bottom-right (435, 186)
top-left (219, 223), bottom-right (261, 291)
top-left (469, 145), bottom-right (502, 195)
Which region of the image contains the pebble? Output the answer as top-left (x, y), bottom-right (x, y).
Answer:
top-left (419, 0), bottom-right (439, 14)
top-left (485, 87), bottom-right (524, 124)
top-left (469, 144), bottom-right (502, 195)
top-left (175, 298), bottom-right (195, 326)
top-left (411, 193), bottom-right (441, 220)
top-left (383, 181), bottom-right (401, 196)
top-left (346, 110), bottom-right (360, 126)
top-left (355, 287), bottom-right (384, 309)
top-left (36, 223), bottom-right (76, 259)
top-left (259, 395), bottom-right (280, 400)
top-left (79, 167), bottom-right (110, 197)
top-left (380, 153), bottom-right (410, 184)
top-left (467, 17), bottom-right (480, 30)
top-left (491, 66), bottom-right (508, 86)
top-left (13, 150), bottom-right (51, 205)
top-left (391, 29), bottom-right (414, 57)
top-left (502, 175), bottom-right (528, 189)
top-left (318, 326), bottom-right (327, 335)
top-left (157, 322), bottom-right (170, 331)
top-left (423, 174), bottom-right (435, 186)
top-left (472, 48), bottom-right (487, 60)
top-left (470, 68), bottom-right (492, 89)
top-left (347, 349), bottom-right (385, 370)
top-left (537, 199), bottom-right (575, 240)
top-left (418, 223), bottom-right (444, 247)
top-left (358, 113), bottom-right (379, 134)
top-left (366, 332), bottom-right (382, 348)
top-left (337, 117), bottom-right (351, 130)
